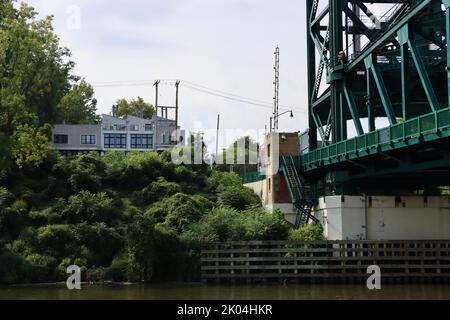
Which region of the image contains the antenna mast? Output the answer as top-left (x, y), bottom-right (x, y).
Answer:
top-left (273, 46), bottom-right (280, 132)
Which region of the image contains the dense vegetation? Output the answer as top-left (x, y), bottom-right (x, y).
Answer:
top-left (0, 151), bottom-right (294, 284)
top-left (0, 0), bottom-right (324, 285)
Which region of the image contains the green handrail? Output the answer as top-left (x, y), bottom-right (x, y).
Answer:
top-left (302, 107), bottom-right (450, 171)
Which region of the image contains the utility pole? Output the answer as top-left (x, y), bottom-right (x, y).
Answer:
top-left (216, 114), bottom-right (220, 158)
top-left (175, 80), bottom-right (180, 143)
top-left (154, 80), bottom-right (160, 150)
top-left (272, 46), bottom-right (280, 132)
top-left (175, 80), bottom-right (180, 129)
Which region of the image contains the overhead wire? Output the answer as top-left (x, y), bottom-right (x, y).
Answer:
top-left (92, 79), bottom-right (308, 113)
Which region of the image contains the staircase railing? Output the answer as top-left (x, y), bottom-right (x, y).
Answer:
top-left (280, 155), bottom-right (319, 228)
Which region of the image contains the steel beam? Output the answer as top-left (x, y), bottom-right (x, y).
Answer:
top-left (408, 38), bottom-right (441, 112)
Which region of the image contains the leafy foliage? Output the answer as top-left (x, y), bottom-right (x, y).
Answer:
top-left (218, 185), bottom-right (260, 210)
top-left (289, 223), bottom-right (325, 241)
top-left (185, 207), bottom-right (290, 242)
top-left (112, 97), bottom-right (154, 120)
top-left (10, 123), bottom-right (51, 168)
top-left (56, 80), bottom-right (100, 124)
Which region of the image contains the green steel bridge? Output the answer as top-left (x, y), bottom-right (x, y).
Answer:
top-left (279, 0), bottom-right (450, 227)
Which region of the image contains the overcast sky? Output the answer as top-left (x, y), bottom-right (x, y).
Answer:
top-left (22, 0), bottom-right (311, 151)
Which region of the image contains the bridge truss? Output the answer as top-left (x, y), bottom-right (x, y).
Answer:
top-left (303, 0), bottom-right (450, 195)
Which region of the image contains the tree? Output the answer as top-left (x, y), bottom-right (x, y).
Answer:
top-left (10, 123), bottom-right (51, 168)
top-left (56, 80), bottom-right (99, 124)
top-left (112, 97), bottom-right (154, 120)
top-left (0, 1), bottom-right (75, 169)
top-left (289, 223), bottom-right (325, 241)
top-left (218, 185), bottom-right (260, 211)
top-left (0, 2), bottom-right (74, 132)
top-left (216, 136), bottom-right (260, 174)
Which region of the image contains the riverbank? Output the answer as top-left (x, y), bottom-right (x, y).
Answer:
top-left (2, 283), bottom-right (450, 300)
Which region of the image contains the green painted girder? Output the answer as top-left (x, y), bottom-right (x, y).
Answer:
top-left (343, 82), bottom-right (364, 135)
top-left (302, 107), bottom-right (450, 172)
top-left (312, 89), bottom-right (331, 109)
top-left (408, 38), bottom-right (441, 111)
top-left (311, 5), bottom-right (329, 27)
top-left (367, 62), bottom-right (397, 125)
top-left (348, 0), bottom-right (434, 72)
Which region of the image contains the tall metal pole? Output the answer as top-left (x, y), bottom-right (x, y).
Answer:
top-left (216, 114), bottom-right (220, 158)
top-left (273, 47), bottom-right (280, 132)
top-left (154, 80), bottom-right (160, 150)
top-left (175, 80), bottom-right (180, 129)
top-left (175, 80), bottom-right (180, 144)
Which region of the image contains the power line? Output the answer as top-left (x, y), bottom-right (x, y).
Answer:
top-left (181, 83), bottom-right (307, 114)
top-left (91, 79), bottom-right (308, 112)
top-left (181, 80), bottom-right (278, 106)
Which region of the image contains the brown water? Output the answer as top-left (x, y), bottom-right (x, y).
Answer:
top-left (1, 283), bottom-right (450, 300)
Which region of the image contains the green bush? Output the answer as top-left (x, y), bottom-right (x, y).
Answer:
top-left (62, 191), bottom-right (117, 224)
top-left (218, 186), bottom-right (260, 211)
top-left (1, 200), bottom-right (29, 240)
top-left (0, 248), bottom-right (33, 285)
top-left (68, 153), bottom-right (104, 193)
top-left (35, 224), bottom-right (76, 258)
top-left (183, 207), bottom-right (240, 242)
top-left (289, 224), bottom-right (325, 241)
top-left (25, 254), bottom-right (58, 283)
top-left (235, 208), bottom-right (290, 241)
top-left (161, 193), bottom-right (213, 233)
top-left (72, 222), bottom-right (124, 266)
top-left (132, 177), bottom-right (181, 206)
top-left (0, 187), bottom-right (14, 208)
top-left (103, 254), bottom-right (130, 282)
top-left (186, 207), bottom-right (290, 242)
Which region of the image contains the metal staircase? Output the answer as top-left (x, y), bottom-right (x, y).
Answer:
top-left (280, 155), bottom-right (319, 229)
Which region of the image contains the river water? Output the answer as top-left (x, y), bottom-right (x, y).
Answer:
top-left (1, 283), bottom-right (450, 300)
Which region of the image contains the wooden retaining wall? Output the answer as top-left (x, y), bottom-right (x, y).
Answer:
top-left (201, 241), bottom-right (450, 283)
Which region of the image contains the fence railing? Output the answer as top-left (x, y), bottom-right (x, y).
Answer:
top-left (201, 240), bottom-right (450, 283)
top-left (301, 107), bottom-right (450, 172)
top-left (241, 172), bottom-right (266, 184)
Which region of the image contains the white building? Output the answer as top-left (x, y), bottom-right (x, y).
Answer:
top-left (52, 114), bottom-right (183, 156)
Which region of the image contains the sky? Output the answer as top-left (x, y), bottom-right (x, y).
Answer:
top-left (22, 0), bottom-right (311, 152)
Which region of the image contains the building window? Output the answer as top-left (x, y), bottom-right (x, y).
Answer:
top-left (104, 134), bottom-right (127, 149)
top-left (115, 124), bottom-right (127, 131)
top-left (144, 124), bottom-right (153, 131)
top-left (130, 125), bottom-right (140, 131)
top-left (81, 135), bottom-right (96, 145)
top-left (131, 134), bottom-right (153, 149)
top-left (54, 135), bottom-right (68, 144)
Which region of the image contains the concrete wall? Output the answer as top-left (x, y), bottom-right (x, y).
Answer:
top-left (244, 180), bottom-right (265, 200)
top-left (316, 196), bottom-right (450, 241)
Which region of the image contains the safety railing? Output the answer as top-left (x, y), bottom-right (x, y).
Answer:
top-left (241, 172), bottom-right (266, 184)
top-left (301, 107), bottom-right (450, 171)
